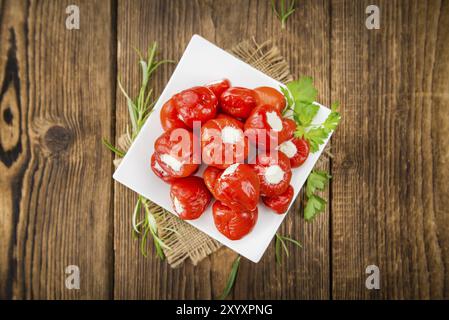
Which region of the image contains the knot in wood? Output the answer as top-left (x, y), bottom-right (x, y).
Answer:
top-left (44, 125), bottom-right (72, 153)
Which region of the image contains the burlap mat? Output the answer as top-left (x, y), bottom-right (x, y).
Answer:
top-left (116, 38), bottom-right (294, 268)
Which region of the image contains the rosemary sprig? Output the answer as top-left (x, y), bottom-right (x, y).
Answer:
top-left (102, 138), bottom-right (125, 157)
top-left (103, 42), bottom-right (174, 259)
top-left (275, 233), bottom-right (302, 265)
top-left (271, 0), bottom-right (296, 29)
top-left (218, 256), bottom-right (241, 300)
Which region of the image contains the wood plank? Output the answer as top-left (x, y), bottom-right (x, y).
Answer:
top-left (114, 0), bottom-right (330, 299)
top-left (331, 0), bottom-right (449, 299)
top-left (0, 0), bottom-right (115, 299)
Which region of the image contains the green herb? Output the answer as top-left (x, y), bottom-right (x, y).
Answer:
top-left (304, 171), bottom-right (331, 221)
top-left (304, 195), bottom-right (327, 221)
top-left (102, 138), bottom-right (125, 157)
top-left (103, 42), bottom-right (174, 259)
top-left (275, 233), bottom-right (302, 265)
top-left (282, 76), bottom-right (341, 153)
top-left (219, 256), bottom-right (241, 300)
top-left (271, 0), bottom-right (296, 29)
top-left (306, 170), bottom-right (331, 197)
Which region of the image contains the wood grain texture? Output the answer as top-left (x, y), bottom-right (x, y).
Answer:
top-left (113, 0), bottom-right (330, 300)
top-left (1, 0), bottom-right (448, 300)
top-left (0, 0), bottom-right (115, 299)
top-left (330, 0), bottom-right (449, 299)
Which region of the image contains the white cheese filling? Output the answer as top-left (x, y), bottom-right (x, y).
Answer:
top-left (154, 159), bottom-right (167, 175)
top-left (221, 163), bottom-right (240, 178)
top-left (264, 165), bottom-right (285, 185)
top-left (173, 196), bottom-right (184, 215)
top-left (266, 111), bottom-right (283, 132)
top-left (160, 154), bottom-right (183, 172)
top-left (221, 126), bottom-right (242, 144)
top-left (278, 140), bottom-right (297, 158)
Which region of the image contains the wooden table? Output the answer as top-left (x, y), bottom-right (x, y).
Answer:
top-left (1, 0), bottom-right (448, 300)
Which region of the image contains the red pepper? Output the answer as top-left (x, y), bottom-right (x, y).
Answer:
top-left (254, 86), bottom-right (286, 113)
top-left (220, 87), bottom-right (257, 119)
top-left (212, 201), bottom-right (258, 240)
top-left (252, 151), bottom-right (292, 196)
top-left (206, 79), bottom-right (231, 99)
top-left (214, 164), bottom-right (260, 212)
top-left (278, 137), bottom-right (310, 168)
top-left (262, 185), bottom-right (294, 214)
top-left (150, 153), bottom-right (176, 183)
top-left (244, 104), bottom-right (293, 150)
top-left (201, 117), bottom-right (248, 169)
top-left (154, 128), bottom-right (199, 177)
top-left (172, 86), bottom-right (218, 128)
top-left (202, 165), bottom-right (223, 198)
top-left (160, 99), bottom-right (189, 131)
top-left (170, 176), bottom-right (211, 220)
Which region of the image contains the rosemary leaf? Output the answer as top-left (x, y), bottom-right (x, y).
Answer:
top-left (140, 227), bottom-right (149, 257)
top-left (102, 138), bottom-right (125, 158)
top-left (275, 233), bottom-right (302, 265)
top-left (219, 256), bottom-right (241, 300)
top-left (275, 234), bottom-right (282, 265)
top-left (282, 236), bottom-right (302, 248)
top-left (132, 198), bottom-right (142, 234)
top-left (271, 0), bottom-right (296, 29)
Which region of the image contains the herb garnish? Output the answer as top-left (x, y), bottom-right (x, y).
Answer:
top-left (304, 170), bottom-right (331, 221)
top-left (281, 76), bottom-right (341, 153)
top-left (271, 0), bottom-right (296, 29)
top-left (103, 42), bottom-right (174, 259)
top-left (219, 256), bottom-right (241, 300)
top-left (275, 233), bottom-right (302, 265)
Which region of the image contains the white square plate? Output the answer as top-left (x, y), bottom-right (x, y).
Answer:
top-left (113, 35), bottom-right (332, 263)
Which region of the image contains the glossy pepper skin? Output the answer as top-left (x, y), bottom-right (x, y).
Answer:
top-left (214, 164), bottom-right (260, 212)
top-left (206, 79), bottom-right (231, 100)
top-left (220, 87), bottom-right (257, 119)
top-left (150, 153), bottom-right (176, 183)
top-left (254, 86), bottom-right (286, 113)
top-left (202, 166), bottom-right (223, 198)
top-left (244, 104), bottom-right (293, 150)
top-left (172, 86), bottom-right (218, 128)
top-left (154, 128), bottom-right (199, 177)
top-left (170, 176), bottom-right (211, 220)
top-left (160, 99), bottom-right (189, 131)
top-left (201, 117), bottom-right (248, 169)
top-left (262, 185), bottom-right (294, 214)
top-left (212, 201), bottom-right (258, 240)
top-left (283, 118), bottom-right (297, 141)
top-left (252, 151), bottom-right (292, 196)
top-left (280, 137), bottom-right (310, 168)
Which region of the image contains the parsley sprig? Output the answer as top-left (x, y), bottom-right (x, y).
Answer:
top-left (281, 76), bottom-right (341, 152)
top-left (280, 76), bottom-right (340, 220)
top-left (304, 170), bottom-right (331, 221)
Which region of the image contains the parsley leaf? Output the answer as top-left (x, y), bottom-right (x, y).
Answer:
top-left (286, 76), bottom-right (317, 104)
top-left (306, 171), bottom-right (331, 197)
top-left (323, 110), bottom-right (341, 132)
top-left (282, 76), bottom-right (341, 152)
top-left (304, 170), bottom-right (331, 221)
top-left (294, 108), bottom-right (341, 153)
top-left (302, 127), bottom-right (328, 152)
top-left (285, 76), bottom-right (319, 126)
top-left (304, 195), bottom-right (327, 221)
top-left (294, 102), bottom-right (320, 127)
